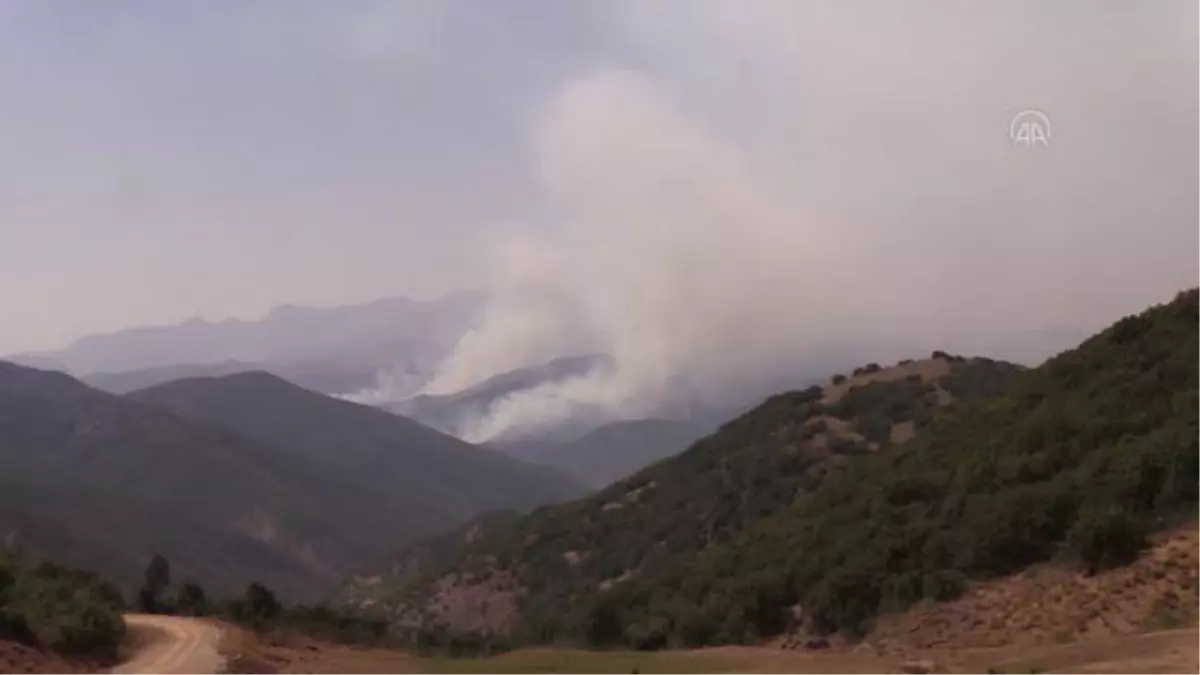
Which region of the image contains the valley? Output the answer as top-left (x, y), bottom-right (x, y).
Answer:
top-left (2, 289), bottom-right (1196, 675)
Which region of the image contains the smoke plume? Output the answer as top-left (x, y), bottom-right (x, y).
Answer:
top-left (415, 2), bottom-right (1198, 442)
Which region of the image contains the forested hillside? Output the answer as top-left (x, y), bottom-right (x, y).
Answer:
top-left (581, 289), bottom-right (1199, 647)
top-left (337, 354), bottom-right (1023, 638)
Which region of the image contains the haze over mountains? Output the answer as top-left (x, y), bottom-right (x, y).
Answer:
top-left (7, 293), bottom-right (821, 486)
top-left (10, 292), bottom-right (485, 394)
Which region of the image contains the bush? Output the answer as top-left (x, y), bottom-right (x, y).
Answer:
top-left (2, 559), bottom-right (125, 658)
top-left (1065, 507), bottom-right (1147, 571)
top-left (243, 582), bottom-right (281, 620)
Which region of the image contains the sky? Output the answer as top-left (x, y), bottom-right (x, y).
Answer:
top-left (1, 0), bottom-right (1197, 420)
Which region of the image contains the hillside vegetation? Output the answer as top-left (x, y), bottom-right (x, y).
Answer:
top-left (337, 354), bottom-right (1023, 641)
top-left (0, 554), bottom-right (125, 662)
top-left (584, 289), bottom-right (1198, 647)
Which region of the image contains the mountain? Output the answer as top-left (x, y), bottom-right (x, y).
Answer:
top-left (0, 362), bottom-right (579, 602)
top-left (388, 354), bottom-right (611, 439)
top-left (335, 352), bottom-right (1024, 632)
top-left (532, 418), bottom-right (715, 488)
top-left (83, 360), bottom-right (263, 394)
top-left (83, 359), bottom-right (383, 396)
top-left (0, 362), bottom-right (353, 600)
top-left (10, 292), bottom-right (484, 380)
top-left (125, 371), bottom-right (583, 530)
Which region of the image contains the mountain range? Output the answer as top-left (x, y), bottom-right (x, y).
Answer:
top-left (10, 293), bottom-right (835, 489)
top-left (8, 292), bottom-right (486, 394)
top-left (0, 362), bottom-right (579, 601)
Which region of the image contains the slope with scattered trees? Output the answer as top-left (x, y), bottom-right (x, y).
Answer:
top-left (579, 289), bottom-right (1199, 647)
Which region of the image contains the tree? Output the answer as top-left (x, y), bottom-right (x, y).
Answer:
top-left (174, 582), bottom-right (209, 617)
top-left (144, 554), bottom-right (170, 593)
top-left (244, 582), bottom-right (281, 620)
top-left (138, 554), bottom-right (171, 613)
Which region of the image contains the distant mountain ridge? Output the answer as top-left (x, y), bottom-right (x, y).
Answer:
top-left (389, 354), bottom-right (612, 439)
top-left (83, 359), bottom-right (382, 396)
top-left (9, 292), bottom-right (485, 379)
top-left (532, 417), bottom-right (715, 488)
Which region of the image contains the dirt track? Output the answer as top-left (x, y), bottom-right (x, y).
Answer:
top-left (111, 614), bottom-right (224, 674)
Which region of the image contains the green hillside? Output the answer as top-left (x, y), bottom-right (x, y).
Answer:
top-left (581, 289), bottom-right (1199, 647)
top-left (336, 354), bottom-right (1023, 637)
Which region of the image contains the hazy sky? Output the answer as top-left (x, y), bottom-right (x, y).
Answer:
top-left (1, 0), bottom-right (1197, 360)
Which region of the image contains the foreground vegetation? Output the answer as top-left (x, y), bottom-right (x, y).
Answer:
top-left (0, 554), bottom-right (125, 660)
top-left (586, 289), bottom-right (1198, 647)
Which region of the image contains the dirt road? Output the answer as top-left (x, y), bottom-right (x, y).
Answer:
top-left (112, 614), bottom-right (225, 674)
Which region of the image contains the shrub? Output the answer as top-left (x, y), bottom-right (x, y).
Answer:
top-left (1065, 507), bottom-right (1147, 571)
top-left (3, 559), bottom-right (125, 657)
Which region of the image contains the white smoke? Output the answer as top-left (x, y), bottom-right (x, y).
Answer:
top-left (437, 70), bottom-right (893, 442)
top-left (414, 2), bottom-right (1198, 443)
top-left (419, 229), bottom-right (590, 396)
